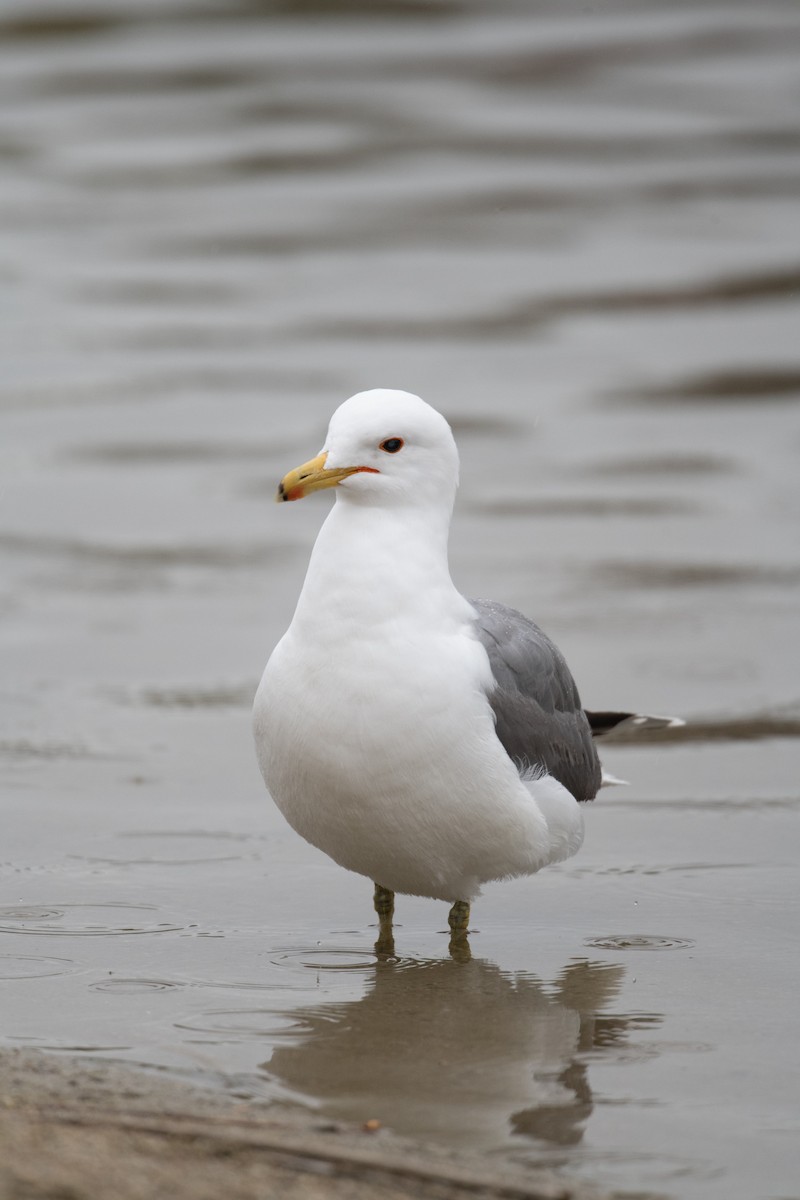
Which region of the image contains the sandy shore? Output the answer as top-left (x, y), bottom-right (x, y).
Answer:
top-left (0, 1049), bottom-right (608, 1200)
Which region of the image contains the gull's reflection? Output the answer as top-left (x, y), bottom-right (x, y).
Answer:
top-left (263, 954), bottom-right (658, 1150)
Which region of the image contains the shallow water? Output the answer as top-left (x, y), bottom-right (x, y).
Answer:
top-left (2, 2), bottom-right (800, 1197)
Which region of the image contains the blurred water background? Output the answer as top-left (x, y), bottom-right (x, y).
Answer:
top-left (1, 2), bottom-right (800, 1197)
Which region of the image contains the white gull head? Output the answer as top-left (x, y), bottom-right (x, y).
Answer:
top-left (278, 388), bottom-right (460, 511)
top-left (326, 388), bottom-right (459, 508)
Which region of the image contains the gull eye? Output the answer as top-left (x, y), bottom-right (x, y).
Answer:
top-left (379, 437), bottom-right (404, 454)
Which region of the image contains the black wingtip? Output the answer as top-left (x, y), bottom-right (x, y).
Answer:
top-left (585, 710), bottom-right (633, 737)
top-left (585, 710), bottom-right (685, 738)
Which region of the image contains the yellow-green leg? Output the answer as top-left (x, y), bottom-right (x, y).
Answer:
top-left (374, 883), bottom-right (394, 920)
top-left (448, 899), bottom-right (470, 934)
top-left (373, 883), bottom-right (395, 957)
top-left (447, 899), bottom-right (471, 961)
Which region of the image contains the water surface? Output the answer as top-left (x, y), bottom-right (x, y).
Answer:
top-left (2, 3), bottom-right (799, 1198)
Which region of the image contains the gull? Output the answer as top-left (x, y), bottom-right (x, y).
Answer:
top-left (253, 389), bottom-right (675, 952)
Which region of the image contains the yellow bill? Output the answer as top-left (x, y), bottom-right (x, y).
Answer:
top-left (276, 451), bottom-right (378, 502)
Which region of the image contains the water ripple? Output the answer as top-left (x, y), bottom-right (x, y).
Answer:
top-left (0, 903), bottom-right (186, 937)
top-left (584, 935), bottom-right (696, 952)
top-left (0, 954), bottom-right (79, 980)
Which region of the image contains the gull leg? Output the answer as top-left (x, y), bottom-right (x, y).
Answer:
top-left (447, 900), bottom-right (471, 962)
top-left (374, 883), bottom-right (394, 920)
top-left (448, 899), bottom-right (470, 934)
top-left (373, 883), bottom-right (395, 957)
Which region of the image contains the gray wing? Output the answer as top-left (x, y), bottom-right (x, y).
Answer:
top-left (471, 598), bottom-right (601, 802)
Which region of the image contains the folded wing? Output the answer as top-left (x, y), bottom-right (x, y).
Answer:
top-left (471, 598), bottom-right (601, 803)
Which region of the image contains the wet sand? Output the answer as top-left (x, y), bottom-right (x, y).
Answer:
top-left (0, 1049), bottom-right (603, 1200)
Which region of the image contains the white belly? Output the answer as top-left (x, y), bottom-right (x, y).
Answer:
top-left (253, 622), bottom-right (580, 902)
